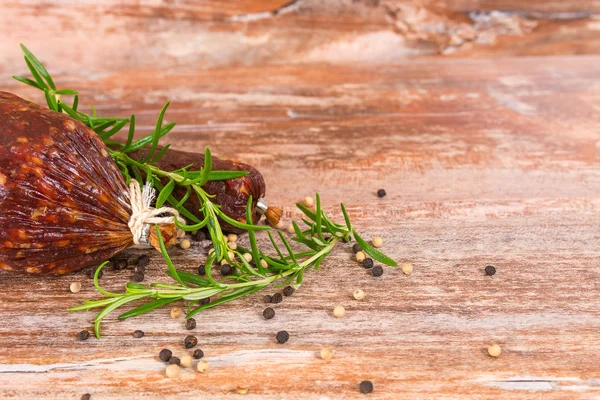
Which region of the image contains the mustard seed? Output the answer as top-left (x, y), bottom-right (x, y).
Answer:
top-left (276, 330), bottom-right (289, 344)
top-left (352, 243), bottom-right (362, 254)
top-left (132, 330), bottom-right (144, 338)
top-left (170, 307), bottom-right (183, 318)
top-left (283, 286), bottom-right (295, 296)
top-left (243, 253), bottom-right (253, 262)
top-left (271, 293), bottom-right (283, 304)
top-left (356, 251), bottom-right (366, 262)
top-left (372, 236), bottom-right (383, 248)
top-left (180, 355), bottom-right (193, 368)
top-left (303, 196), bottom-right (314, 207)
top-left (165, 364), bottom-right (180, 378)
top-left (372, 265), bottom-right (383, 277)
top-left (179, 239), bottom-right (191, 249)
top-left (320, 347), bottom-right (333, 360)
top-left (168, 356), bottom-right (181, 365)
top-left (359, 380), bottom-right (374, 394)
top-left (70, 282), bottom-right (82, 293)
top-left (236, 387), bottom-right (249, 394)
top-left (287, 223), bottom-right (295, 234)
top-left (227, 233), bottom-right (238, 243)
top-left (193, 349), bottom-right (204, 359)
top-left (362, 258), bottom-right (374, 269)
top-left (185, 318), bottom-right (196, 330)
top-left (77, 330), bottom-right (90, 341)
top-left (402, 263), bottom-right (413, 275)
top-left (184, 335), bottom-right (198, 349)
top-left (353, 289), bottom-right (365, 300)
top-left (196, 360), bottom-right (209, 373)
top-left (377, 189), bottom-right (386, 198)
top-left (228, 242), bottom-right (238, 250)
top-left (263, 307), bottom-right (275, 320)
top-left (159, 348), bottom-right (172, 362)
top-left (485, 265), bottom-right (496, 276)
top-left (488, 344), bottom-right (502, 357)
top-left (260, 259), bottom-right (268, 268)
top-left (333, 305), bottom-right (345, 318)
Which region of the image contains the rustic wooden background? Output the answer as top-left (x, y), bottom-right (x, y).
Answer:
top-left (2, 1), bottom-right (600, 399)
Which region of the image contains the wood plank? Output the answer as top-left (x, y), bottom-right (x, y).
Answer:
top-left (1, 55), bottom-right (600, 398)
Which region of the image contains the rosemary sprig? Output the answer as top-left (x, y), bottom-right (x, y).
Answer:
top-left (14, 45), bottom-right (397, 338)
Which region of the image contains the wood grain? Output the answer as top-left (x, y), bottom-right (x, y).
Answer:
top-left (1, 54), bottom-right (600, 398)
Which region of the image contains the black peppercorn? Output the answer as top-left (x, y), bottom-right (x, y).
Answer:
top-left (276, 330), bottom-right (289, 344)
top-left (263, 307), bottom-right (275, 320)
top-left (159, 348), bottom-right (172, 362)
top-left (372, 265), bottom-right (383, 277)
top-left (81, 394), bottom-right (91, 400)
top-left (352, 243), bottom-right (362, 254)
top-left (137, 254), bottom-right (150, 266)
top-left (132, 271), bottom-right (144, 282)
top-left (197, 264), bottom-right (206, 275)
top-left (193, 349), bottom-right (204, 359)
top-left (263, 294), bottom-right (272, 303)
top-left (132, 330), bottom-right (144, 338)
top-left (185, 318), bottom-right (197, 330)
top-left (184, 335), bottom-right (198, 349)
top-left (200, 297), bottom-right (210, 305)
top-left (168, 356), bottom-right (181, 365)
top-left (114, 259), bottom-right (128, 270)
top-left (194, 230), bottom-right (206, 241)
top-left (77, 330), bottom-right (90, 341)
top-left (485, 265), bottom-right (496, 276)
top-left (283, 286), bottom-right (295, 297)
top-left (271, 293), bottom-right (283, 303)
top-left (220, 263), bottom-right (233, 276)
top-left (377, 189), bottom-right (386, 198)
top-left (134, 265), bottom-right (145, 274)
top-left (359, 380), bottom-right (374, 394)
top-left (362, 258), bottom-right (374, 269)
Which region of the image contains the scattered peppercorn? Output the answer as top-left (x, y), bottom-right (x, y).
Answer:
top-left (353, 289), bottom-right (365, 300)
top-left (488, 344), bottom-right (502, 357)
top-left (196, 360), bottom-right (210, 373)
top-left (263, 307), bottom-right (275, 320)
top-left (362, 258), bottom-right (374, 269)
top-left (180, 355), bottom-right (194, 368)
top-left (185, 318), bottom-right (197, 330)
top-left (333, 305), bottom-right (345, 318)
top-left (200, 297), bottom-right (210, 305)
top-left (220, 263), bottom-right (234, 276)
top-left (377, 189), bottom-right (386, 198)
top-left (356, 251), bottom-right (366, 262)
top-left (352, 243), bottom-right (362, 254)
top-left (320, 347), bottom-right (334, 360)
top-left (197, 264), bottom-right (206, 275)
top-left (132, 330), bottom-right (144, 338)
top-left (264, 294), bottom-right (273, 303)
top-left (372, 265), bottom-right (384, 277)
top-left (81, 394), bottom-right (91, 400)
top-left (168, 356), bottom-right (181, 365)
top-left (271, 293), bottom-right (283, 304)
top-left (402, 263), bottom-right (413, 276)
top-left (170, 307), bottom-right (183, 318)
top-left (137, 254), bottom-right (150, 266)
top-left (193, 349), bottom-right (204, 359)
top-left (372, 236), bottom-right (383, 248)
top-left (283, 286), bottom-right (295, 296)
top-left (227, 233), bottom-right (238, 243)
top-left (132, 271), bottom-right (144, 282)
top-left (184, 335), bottom-right (198, 349)
top-left (159, 349), bottom-right (173, 362)
top-left (276, 330), bottom-right (289, 344)
top-left (359, 380), bottom-right (374, 394)
top-left (114, 259), bottom-right (128, 270)
top-left (179, 239), bottom-right (191, 250)
top-left (485, 265), bottom-right (496, 276)
top-left (165, 364), bottom-right (180, 378)
top-left (70, 282), bottom-right (82, 293)
top-left (134, 265), bottom-right (145, 274)
top-left (77, 330), bottom-right (90, 341)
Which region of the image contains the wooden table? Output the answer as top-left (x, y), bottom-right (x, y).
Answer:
top-left (1, 54), bottom-right (600, 399)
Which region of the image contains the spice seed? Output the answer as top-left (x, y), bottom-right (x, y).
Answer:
top-left (372, 236), bottom-right (383, 248)
top-left (377, 189), bottom-right (386, 198)
top-left (488, 344), bottom-right (502, 357)
top-left (227, 233), bottom-right (238, 243)
top-left (180, 355), bottom-right (194, 368)
top-left (243, 253), bottom-right (253, 262)
top-left (353, 289), bottom-right (365, 300)
top-left (197, 265), bottom-right (206, 275)
top-left (287, 224), bottom-right (295, 234)
top-left (359, 380), bottom-right (374, 394)
top-left (132, 330), bottom-right (144, 338)
top-left (352, 243), bottom-right (362, 254)
top-left (303, 196), bottom-right (314, 207)
top-left (194, 230), bottom-right (207, 241)
top-left (200, 297), bottom-right (210, 305)
top-left (283, 286), bottom-right (295, 296)
top-left (372, 266), bottom-right (384, 277)
top-left (168, 356), bottom-right (181, 365)
top-left (333, 305), bottom-right (345, 318)
top-left (196, 360), bottom-right (210, 373)
top-left (320, 347), bottom-right (334, 360)
top-left (220, 264), bottom-right (234, 276)
top-left (263, 294), bottom-right (273, 303)
top-left (485, 265), bottom-right (496, 276)
top-left (260, 259), bottom-right (268, 268)
top-left (271, 293), bottom-right (283, 304)
top-left (170, 307), bottom-right (183, 318)
top-left (228, 242), bottom-right (238, 250)
top-left (132, 271), bottom-right (144, 282)
top-left (276, 330), bottom-right (289, 344)
top-left (165, 364), bottom-right (180, 378)
top-left (180, 239), bottom-right (191, 249)
top-left (356, 251), bottom-right (366, 262)
top-left (184, 335), bottom-right (198, 349)
top-left (236, 387), bottom-right (249, 394)
top-left (193, 349), bottom-right (204, 359)
top-left (114, 259), bottom-right (128, 270)
top-left (263, 307), bottom-right (275, 320)
top-left (402, 263), bottom-right (413, 275)
top-left (362, 258), bottom-right (374, 269)
top-left (186, 318), bottom-right (197, 330)
top-left (159, 348), bottom-right (172, 362)
top-left (77, 330), bottom-right (90, 341)
top-left (137, 254), bottom-right (150, 266)
top-left (81, 394), bottom-right (91, 400)
top-left (70, 282), bottom-right (82, 293)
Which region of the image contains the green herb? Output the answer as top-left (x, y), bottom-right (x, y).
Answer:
top-left (15, 45), bottom-right (397, 338)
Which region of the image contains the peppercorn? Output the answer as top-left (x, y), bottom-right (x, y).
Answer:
top-left (333, 305), bottom-right (345, 318)
top-left (200, 297), bottom-right (210, 305)
top-left (356, 251), bottom-right (366, 262)
top-left (353, 289), bottom-right (365, 300)
top-left (488, 344), bottom-right (502, 357)
top-left (137, 254), bottom-right (150, 266)
top-left (114, 259), bottom-right (128, 270)
top-left (271, 293), bottom-right (283, 303)
top-left (220, 263), bottom-right (234, 276)
top-left (193, 349), bottom-right (204, 359)
top-left (134, 265), bottom-right (145, 274)
top-left (184, 335), bottom-right (198, 349)
top-left (352, 244), bottom-right (362, 254)
top-left (180, 355), bottom-right (194, 368)
top-left (402, 263), bottom-right (413, 276)
top-left (197, 264), bottom-right (206, 275)
top-left (264, 294), bottom-right (273, 303)
top-left (132, 330), bottom-right (144, 338)
top-left (132, 271), bottom-right (144, 282)
top-left (165, 364), bottom-right (180, 378)
top-left (159, 349), bottom-right (172, 362)
top-left (372, 236), bottom-right (383, 248)
top-left (276, 330), bottom-right (289, 344)
top-left (81, 394), bottom-right (91, 400)
top-left (263, 307), bottom-right (275, 320)
top-left (196, 360), bottom-right (209, 373)
top-left (377, 188), bottom-right (386, 198)
top-left (485, 265), bottom-right (496, 276)
top-left (70, 282), bottom-right (82, 293)
top-left (170, 307), bottom-right (183, 318)
top-left (179, 239), bottom-right (191, 249)
top-left (77, 330), bottom-right (90, 341)
top-left (372, 265), bottom-right (383, 277)
top-left (283, 286), bottom-right (295, 296)
top-left (194, 230), bottom-right (206, 241)
top-left (362, 258), bottom-right (374, 269)
top-left (168, 356), bottom-right (181, 365)
top-left (186, 318), bottom-right (197, 330)
top-left (359, 380), bottom-right (374, 394)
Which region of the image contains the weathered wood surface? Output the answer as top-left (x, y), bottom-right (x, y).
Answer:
top-left (1, 55), bottom-right (600, 398)
top-left (3, 0), bottom-right (600, 75)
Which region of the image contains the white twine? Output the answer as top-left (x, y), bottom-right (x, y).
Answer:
top-left (128, 180), bottom-right (182, 245)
